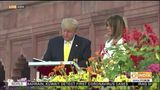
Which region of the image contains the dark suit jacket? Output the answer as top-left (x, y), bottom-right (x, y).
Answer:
top-left (43, 35), bottom-right (91, 67)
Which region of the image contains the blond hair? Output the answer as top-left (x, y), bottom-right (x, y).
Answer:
top-left (61, 18), bottom-right (79, 30)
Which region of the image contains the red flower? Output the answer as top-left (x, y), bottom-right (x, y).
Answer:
top-left (148, 34), bottom-right (159, 46)
top-left (132, 28), bottom-right (142, 44)
top-left (144, 24), bottom-right (153, 33)
top-left (130, 55), bottom-right (144, 66)
top-left (122, 28), bottom-right (131, 43)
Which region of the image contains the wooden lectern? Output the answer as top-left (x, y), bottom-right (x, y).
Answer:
top-left (28, 58), bottom-right (80, 80)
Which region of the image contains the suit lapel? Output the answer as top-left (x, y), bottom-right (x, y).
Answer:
top-left (59, 36), bottom-right (64, 61)
top-left (69, 35), bottom-right (79, 61)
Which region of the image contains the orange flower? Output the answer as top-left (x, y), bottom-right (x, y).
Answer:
top-left (52, 66), bottom-right (57, 72)
top-left (95, 51), bottom-right (100, 56)
top-left (59, 63), bottom-right (65, 69)
top-left (52, 66), bottom-right (60, 72)
top-left (97, 69), bottom-right (103, 74)
top-left (95, 51), bottom-right (103, 58)
top-left (88, 56), bottom-right (96, 62)
top-left (48, 72), bottom-right (54, 76)
top-left (100, 62), bottom-right (104, 65)
top-left (86, 66), bottom-right (93, 74)
top-left (52, 64), bottom-right (65, 73)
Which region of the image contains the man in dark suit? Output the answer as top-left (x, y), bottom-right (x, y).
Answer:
top-left (43, 18), bottom-right (91, 67)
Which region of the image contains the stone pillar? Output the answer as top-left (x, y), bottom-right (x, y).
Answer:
top-left (89, 22), bottom-right (95, 55)
top-left (30, 35), bottom-right (37, 80)
top-left (5, 40), bottom-right (11, 80)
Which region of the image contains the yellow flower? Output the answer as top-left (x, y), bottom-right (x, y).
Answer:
top-left (109, 60), bottom-right (117, 65)
top-left (114, 75), bottom-right (130, 82)
top-left (50, 75), bottom-right (66, 82)
top-left (102, 78), bottom-right (109, 82)
top-left (81, 72), bottom-right (90, 81)
top-left (96, 74), bottom-right (103, 82)
top-left (105, 65), bottom-right (109, 68)
top-left (91, 77), bottom-right (96, 82)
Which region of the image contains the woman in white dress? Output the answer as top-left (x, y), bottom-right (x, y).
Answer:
top-left (102, 15), bottom-right (128, 59)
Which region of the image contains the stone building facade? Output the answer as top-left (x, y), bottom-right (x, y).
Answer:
top-left (0, 1), bottom-right (159, 80)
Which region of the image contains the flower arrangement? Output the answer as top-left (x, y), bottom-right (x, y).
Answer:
top-left (31, 24), bottom-right (159, 90)
top-left (123, 24), bottom-right (159, 68)
top-left (102, 23), bottom-right (160, 89)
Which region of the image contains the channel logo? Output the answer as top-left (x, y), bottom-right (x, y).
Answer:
top-left (130, 72), bottom-right (152, 82)
top-left (9, 4), bottom-right (25, 9)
